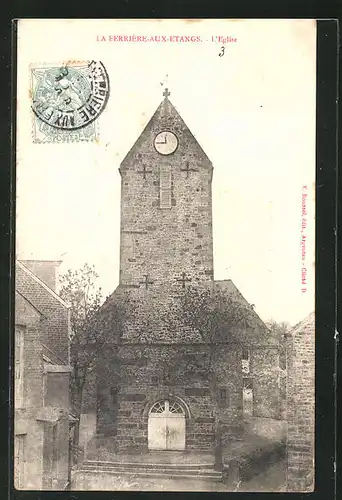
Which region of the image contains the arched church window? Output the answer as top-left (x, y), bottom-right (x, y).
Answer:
top-left (168, 401), bottom-right (184, 414)
top-left (150, 401), bottom-right (166, 414)
top-left (149, 400), bottom-right (184, 415)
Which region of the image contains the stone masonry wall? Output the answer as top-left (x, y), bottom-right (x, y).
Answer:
top-left (97, 344), bottom-right (243, 451)
top-left (286, 313), bottom-right (315, 491)
top-left (251, 347), bottom-right (281, 419)
top-left (119, 98), bottom-right (214, 289)
top-left (41, 415), bottom-right (70, 490)
top-left (45, 372), bottom-right (70, 409)
top-left (15, 265), bottom-right (71, 490)
top-left (15, 321), bottom-right (45, 490)
top-left (95, 283), bottom-right (280, 446)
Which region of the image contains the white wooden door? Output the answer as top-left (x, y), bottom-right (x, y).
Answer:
top-left (148, 400), bottom-right (185, 451)
top-left (148, 415), bottom-right (167, 450)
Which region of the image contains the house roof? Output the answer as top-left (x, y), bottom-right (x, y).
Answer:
top-left (107, 279), bottom-right (273, 345)
top-left (214, 279), bottom-right (269, 331)
top-left (16, 260), bottom-right (71, 365)
top-left (15, 290), bottom-right (45, 318)
top-left (16, 260), bottom-right (70, 308)
top-left (290, 311), bottom-right (315, 336)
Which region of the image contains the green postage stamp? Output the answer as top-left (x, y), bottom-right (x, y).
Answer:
top-left (30, 60), bottom-right (110, 143)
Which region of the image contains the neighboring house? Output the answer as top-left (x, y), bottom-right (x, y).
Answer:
top-left (14, 260), bottom-right (74, 490)
top-left (286, 312), bottom-right (315, 491)
top-left (93, 90), bottom-right (281, 453)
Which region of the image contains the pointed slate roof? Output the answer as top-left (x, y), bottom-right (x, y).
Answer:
top-left (105, 279), bottom-right (271, 345)
top-left (120, 92), bottom-right (213, 170)
top-left (214, 279), bottom-right (274, 345)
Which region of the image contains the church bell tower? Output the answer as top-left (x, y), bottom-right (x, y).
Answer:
top-left (118, 89), bottom-right (214, 291)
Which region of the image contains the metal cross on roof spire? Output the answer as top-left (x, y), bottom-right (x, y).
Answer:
top-left (163, 88), bottom-right (171, 98)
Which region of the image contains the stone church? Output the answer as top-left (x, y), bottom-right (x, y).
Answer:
top-left (94, 89), bottom-right (280, 454)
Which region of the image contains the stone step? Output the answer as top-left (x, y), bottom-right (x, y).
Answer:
top-left (80, 465), bottom-right (221, 477)
top-left (84, 460), bottom-right (216, 471)
top-left (75, 468), bottom-right (222, 482)
top-left (76, 460), bottom-right (222, 481)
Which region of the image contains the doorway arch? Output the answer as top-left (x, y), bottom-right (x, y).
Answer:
top-left (148, 399), bottom-right (186, 451)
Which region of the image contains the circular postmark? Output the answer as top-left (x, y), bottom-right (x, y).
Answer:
top-left (31, 61), bottom-right (110, 130)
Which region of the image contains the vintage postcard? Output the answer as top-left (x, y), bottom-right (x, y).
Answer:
top-left (15, 19), bottom-right (316, 492)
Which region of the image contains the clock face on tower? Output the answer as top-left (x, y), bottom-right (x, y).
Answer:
top-left (154, 131), bottom-right (178, 155)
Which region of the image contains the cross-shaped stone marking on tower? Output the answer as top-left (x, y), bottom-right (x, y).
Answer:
top-left (176, 272), bottom-right (192, 288)
top-left (138, 165), bottom-right (153, 180)
top-left (180, 161), bottom-right (199, 178)
top-left (139, 274), bottom-right (154, 289)
top-left (163, 88), bottom-right (171, 98)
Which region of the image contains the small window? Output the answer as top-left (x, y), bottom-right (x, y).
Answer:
top-left (279, 350), bottom-right (286, 370)
top-left (111, 388), bottom-right (118, 404)
top-left (242, 347), bottom-right (250, 374)
top-left (219, 388), bottom-right (228, 407)
top-left (160, 165), bottom-right (172, 208)
top-left (242, 348), bottom-right (250, 361)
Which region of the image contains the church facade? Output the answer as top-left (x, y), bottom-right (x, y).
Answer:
top-left (95, 90), bottom-right (281, 453)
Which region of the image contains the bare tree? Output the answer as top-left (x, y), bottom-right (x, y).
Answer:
top-left (265, 319), bottom-right (291, 419)
top-left (58, 264), bottom-right (132, 460)
top-left (266, 320), bottom-right (291, 341)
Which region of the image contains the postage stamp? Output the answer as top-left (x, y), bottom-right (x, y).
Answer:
top-left (30, 60), bottom-right (110, 143)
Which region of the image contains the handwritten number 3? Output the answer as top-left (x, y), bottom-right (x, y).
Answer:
top-left (219, 46), bottom-right (225, 57)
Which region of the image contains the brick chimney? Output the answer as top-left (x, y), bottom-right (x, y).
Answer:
top-left (20, 260), bottom-right (62, 292)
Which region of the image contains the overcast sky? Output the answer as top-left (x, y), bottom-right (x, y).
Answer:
top-left (16, 19), bottom-right (316, 325)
